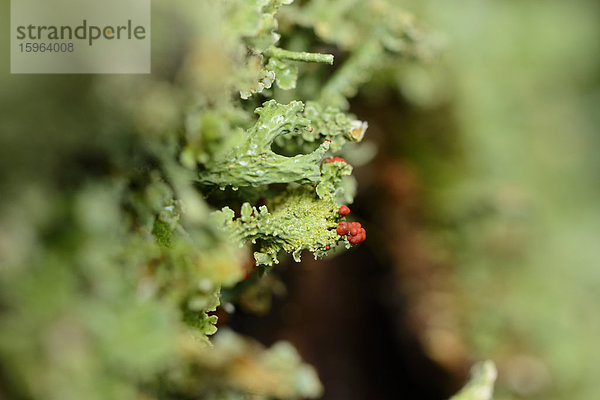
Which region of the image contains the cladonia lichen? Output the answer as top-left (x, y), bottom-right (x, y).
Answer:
top-left (213, 187), bottom-right (351, 266)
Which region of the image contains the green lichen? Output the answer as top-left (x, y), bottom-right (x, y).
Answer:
top-left (239, 56), bottom-right (277, 99)
top-left (239, 48), bottom-right (334, 99)
top-left (273, 101), bottom-right (367, 156)
top-left (184, 290), bottom-right (221, 337)
top-left (266, 57), bottom-right (298, 90)
top-left (316, 158), bottom-right (355, 204)
top-left (264, 46), bottom-right (334, 64)
top-left (232, 0), bottom-right (335, 99)
top-left (238, 0), bottom-right (293, 52)
top-left (213, 187), bottom-right (347, 266)
top-left (198, 100), bottom-right (331, 188)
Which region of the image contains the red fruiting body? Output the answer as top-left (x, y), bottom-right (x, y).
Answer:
top-left (336, 221), bottom-right (349, 235)
top-left (336, 217), bottom-right (366, 245)
top-left (322, 156), bottom-right (347, 164)
top-left (309, 127), bottom-right (314, 132)
top-left (344, 223), bottom-right (367, 245)
top-left (326, 245), bottom-right (330, 250)
top-left (338, 205), bottom-right (350, 216)
top-left (349, 221), bottom-right (361, 236)
top-left (348, 235), bottom-right (362, 245)
top-left (357, 229), bottom-right (366, 242)
top-left (325, 139), bottom-right (332, 143)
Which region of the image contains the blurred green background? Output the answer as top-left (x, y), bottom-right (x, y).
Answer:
top-left (399, 2), bottom-right (600, 399)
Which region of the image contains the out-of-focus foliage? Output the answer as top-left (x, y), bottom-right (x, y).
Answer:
top-left (172, 328), bottom-right (323, 400)
top-left (450, 361), bottom-right (497, 400)
top-left (359, 1), bottom-right (600, 400)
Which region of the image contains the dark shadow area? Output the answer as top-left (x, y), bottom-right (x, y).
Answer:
top-left (229, 245), bottom-right (454, 400)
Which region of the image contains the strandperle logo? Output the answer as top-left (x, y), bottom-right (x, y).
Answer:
top-left (15, 20), bottom-right (147, 46)
top-left (11, 0), bottom-right (150, 74)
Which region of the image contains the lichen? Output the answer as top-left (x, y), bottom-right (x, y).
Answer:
top-left (213, 187), bottom-right (349, 266)
top-left (198, 100), bottom-right (331, 188)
